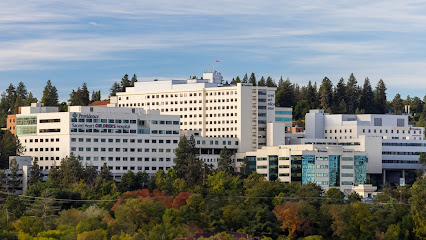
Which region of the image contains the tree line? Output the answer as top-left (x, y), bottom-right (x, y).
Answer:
top-left (1, 73), bottom-right (426, 129)
top-left (0, 135), bottom-right (425, 239)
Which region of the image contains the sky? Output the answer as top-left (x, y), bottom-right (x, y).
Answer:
top-left (0, 1), bottom-right (426, 101)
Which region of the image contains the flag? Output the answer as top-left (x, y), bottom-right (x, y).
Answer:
top-left (216, 60), bottom-right (220, 62)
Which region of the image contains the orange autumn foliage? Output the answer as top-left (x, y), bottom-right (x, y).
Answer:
top-left (273, 201), bottom-right (305, 239)
top-left (111, 189), bottom-right (191, 211)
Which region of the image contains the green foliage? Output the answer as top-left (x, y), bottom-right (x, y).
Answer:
top-left (409, 178), bottom-right (426, 239)
top-left (41, 80), bottom-right (59, 106)
top-left (217, 147), bottom-right (234, 173)
top-left (0, 131), bottom-right (25, 169)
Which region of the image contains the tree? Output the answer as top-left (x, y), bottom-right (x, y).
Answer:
top-left (276, 77), bottom-right (295, 107)
top-left (409, 178), bottom-right (426, 239)
top-left (266, 76), bottom-right (276, 87)
top-left (100, 163), bottom-right (113, 182)
top-left (41, 80), bottom-right (59, 106)
top-left (334, 78), bottom-right (346, 113)
top-left (7, 157), bottom-right (20, 193)
top-left (374, 79), bottom-right (387, 114)
top-left (318, 77), bottom-right (333, 112)
top-left (258, 76), bottom-right (266, 86)
top-left (306, 81), bottom-right (318, 109)
top-left (392, 93), bottom-right (404, 115)
top-left (249, 72), bottom-right (257, 86)
top-left (324, 188), bottom-right (344, 204)
top-left (16, 82), bottom-right (28, 100)
top-left (359, 77), bottom-right (374, 113)
top-left (242, 73), bottom-right (248, 83)
top-left (79, 83), bottom-right (90, 106)
top-left (91, 91), bottom-right (101, 102)
top-left (130, 74), bottom-right (138, 87)
top-left (346, 73), bottom-right (358, 113)
top-left (58, 153), bottom-right (84, 187)
top-left (121, 74), bottom-right (130, 91)
top-left (28, 158), bottom-right (43, 186)
top-left (110, 82), bottom-right (121, 97)
top-left (217, 147), bottom-right (233, 173)
top-left (25, 92), bottom-right (38, 106)
top-left (0, 131), bottom-right (25, 169)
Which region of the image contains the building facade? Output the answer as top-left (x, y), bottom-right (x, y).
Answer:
top-left (235, 144), bottom-right (368, 193)
top-left (110, 71), bottom-right (277, 152)
top-left (305, 109), bottom-right (426, 185)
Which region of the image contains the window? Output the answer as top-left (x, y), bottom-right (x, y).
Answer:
top-left (397, 119), bottom-right (404, 127)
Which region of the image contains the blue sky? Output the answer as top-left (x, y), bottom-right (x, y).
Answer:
top-left (1, 1), bottom-right (425, 101)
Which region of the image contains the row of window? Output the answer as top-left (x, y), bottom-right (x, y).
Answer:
top-left (77, 156), bottom-right (173, 162)
top-left (72, 118), bottom-right (137, 124)
top-left (275, 118), bottom-right (292, 122)
top-left (275, 111), bottom-right (292, 115)
top-left (71, 128), bottom-right (137, 134)
top-left (71, 147), bottom-right (174, 153)
top-left (151, 120), bottom-right (180, 125)
top-left (382, 160), bottom-right (419, 164)
top-left (25, 138), bottom-right (60, 143)
top-left (196, 140), bottom-right (238, 146)
top-left (27, 147), bottom-right (59, 152)
top-left (382, 142), bottom-right (426, 147)
top-left (39, 165), bottom-right (169, 172)
top-left (382, 151), bottom-right (426, 155)
top-left (71, 138), bottom-right (178, 144)
top-left (206, 127), bottom-right (237, 132)
top-left (120, 91), bottom-right (239, 101)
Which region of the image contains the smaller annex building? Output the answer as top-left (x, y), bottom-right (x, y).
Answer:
top-left (235, 144), bottom-right (368, 193)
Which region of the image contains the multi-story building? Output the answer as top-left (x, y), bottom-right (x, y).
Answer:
top-left (235, 144), bottom-right (368, 193)
top-left (274, 107), bottom-right (293, 128)
top-left (16, 103), bottom-right (181, 180)
top-left (110, 71), bottom-right (277, 152)
top-left (305, 109), bottom-right (426, 185)
top-left (14, 103), bottom-right (240, 179)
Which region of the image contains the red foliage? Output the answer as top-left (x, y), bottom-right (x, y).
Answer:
top-left (172, 192), bottom-right (191, 210)
top-left (112, 189), bottom-right (182, 211)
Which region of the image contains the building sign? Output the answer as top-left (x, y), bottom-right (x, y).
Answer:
top-left (71, 123), bottom-right (131, 129)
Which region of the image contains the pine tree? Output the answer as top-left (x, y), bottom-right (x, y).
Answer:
top-left (110, 82), bottom-right (121, 97)
top-left (41, 80), bottom-right (59, 106)
top-left (28, 158), bottom-right (43, 186)
top-left (121, 74), bottom-right (130, 91)
top-left (392, 93), bottom-right (404, 115)
top-left (7, 157), bottom-right (20, 193)
top-left (276, 77), bottom-right (295, 107)
top-left (235, 76), bottom-right (241, 83)
top-left (373, 79), bottom-right (387, 114)
top-left (319, 77), bottom-right (333, 112)
top-left (25, 92), bottom-right (38, 106)
top-left (346, 73), bottom-right (358, 114)
top-left (100, 163), bottom-right (113, 182)
top-left (266, 76), bottom-right (276, 87)
top-left (16, 82), bottom-right (28, 100)
top-left (217, 147), bottom-right (233, 173)
top-left (249, 73), bottom-right (257, 86)
top-left (80, 83), bottom-right (90, 106)
top-left (359, 78), bottom-right (374, 113)
top-left (306, 81), bottom-right (318, 109)
top-left (131, 74), bottom-right (138, 87)
top-left (242, 73), bottom-right (248, 83)
top-left (258, 76), bottom-right (266, 86)
top-left (334, 78), bottom-right (346, 113)
top-left (68, 89), bottom-right (80, 106)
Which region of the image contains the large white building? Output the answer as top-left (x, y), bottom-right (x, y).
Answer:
top-left (305, 109), bottom-right (426, 185)
top-left (110, 71), bottom-right (278, 152)
top-left (15, 103), bottom-right (240, 180)
top-left (17, 103), bottom-right (180, 180)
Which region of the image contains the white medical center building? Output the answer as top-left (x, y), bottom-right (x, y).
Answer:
top-left (10, 71), bottom-right (425, 191)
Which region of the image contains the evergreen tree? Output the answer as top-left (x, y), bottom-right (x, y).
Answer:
top-left (91, 91), bottom-right (101, 102)
top-left (174, 136), bottom-right (191, 179)
top-left (374, 79), bottom-right (387, 114)
top-left (359, 77), bottom-right (374, 113)
top-left (217, 147), bottom-right (233, 173)
top-left (130, 74), bottom-right (138, 87)
top-left (68, 89), bottom-right (80, 106)
top-left (7, 157), bottom-right (20, 193)
top-left (248, 73), bottom-right (256, 86)
top-left (174, 135), bottom-right (202, 185)
top-left (80, 83), bottom-right (90, 106)
top-left (242, 73), bottom-right (248, 83)
top-left (58, 153), bottom-right (84, 187)
top-left (346, 73), bottom-right (358, 113)
top-left (100, 163), bottom-right (113, 182)
top-left (28, 158), bottom-right (43, 186)
top-left (265, 76), bottom-right (276, 87)
top-left (235, 76), bottom-right (241, 83)
top-left (319, 77), bottom-right (333, 112)
top-left (41, 80), bottom-right (59, 106)
top-left (110, 82), bottom-right (121, 97)
top-left (0, 131), bottom-right (25, 169)
top-left (276, 77), bottom-right (295, 107)
top-left (121, 74), bottom-right (130, 91)
top-left (25, 92), bottom-right (38, 106)
top-left (306, 81), bottom-right (318, 109)
top-left (293, 100), bottom-right (310, 120)
top-left (230, 78), bottom-right (236, 84)
top-left (16, 82), bottom-right (28, 100)
top-left (392, 93), bottom-right (404, 115)
top-left (258, 76), bottom-right (266, 86)
top-left (334, 78), bottom-right (346, 113)
top-left (411, 96), bottom-right (423, 115)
